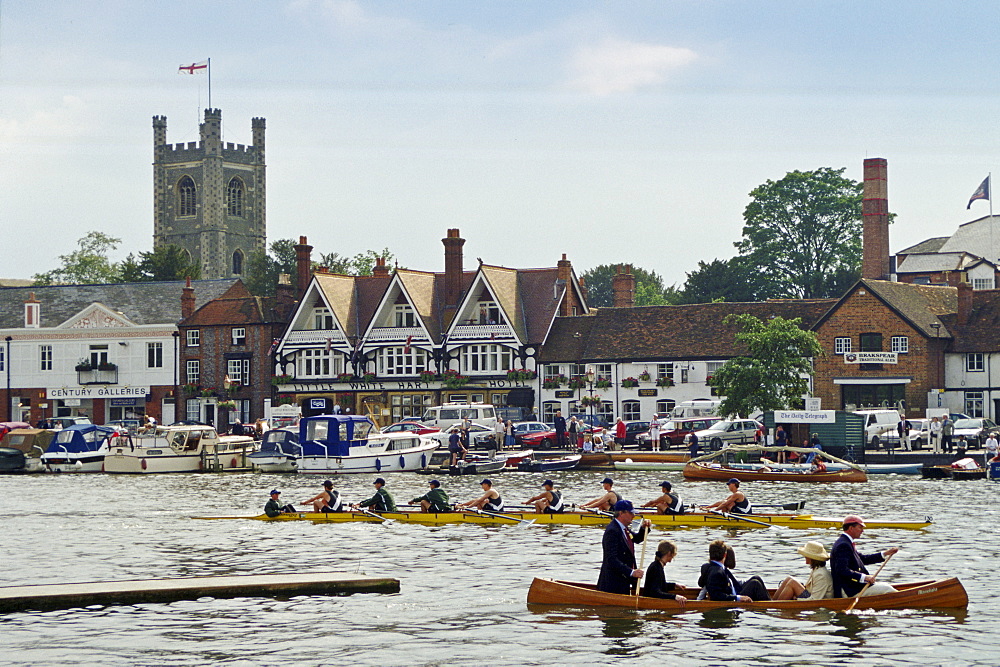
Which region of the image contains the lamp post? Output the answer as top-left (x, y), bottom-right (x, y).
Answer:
top-left (172, 330), bottom-right (180, 425)
top-left (586, 365), bottom-right (596, 428)
top-left (4, 336), bottom-right (11, 422)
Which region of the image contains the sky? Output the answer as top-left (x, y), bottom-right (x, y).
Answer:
top-left (2, 1), bottom-right (1000, 288)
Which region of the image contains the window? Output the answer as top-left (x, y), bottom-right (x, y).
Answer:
top-left (476, 301), bottom-right (501, 325)
top-left (834, 337), bottom-right (852, 354)
top-left (890, 336), bottom-right (909, 353)
top-left (186, 329), bottom-right (200, 347)
top-left (461, 345), bottom-right (512, 374)
top-left (656, 363), bottom-right (673, 381)
top-left (147, 342), bottom-right (163, 368)
top-left (177, 176), bottom-right (196, 216)
top-left (569, 364), bottom-right (586, 378)
top-left (967, 353), bottom-right (985, 372)
top-left (542, 401), bottom-right (561, 423)
top-left (680, 367), bottom-right (689, 384)
top-left (859, 333), bottom-right (883, 370)
top-left (973, 277), bottom-right (995, 290)
top-left (186, 359), bottom-right (200, 385)
top-left (965, 391), bottom-right (985, 418)
top-left (226, 177), bottom-right (244, 217)
top-left (622, 400), bottom-right (641, 421)
top-left (186, 398), bottom-right (201, 422)
top-left (89, 344), bottom-right (109, 368)
top-left (656, 399), bottom-right (676, 415)
top-left (40, 345), bottom-right (52, 371)
top-left (543, 364), bottom-right (561, 381)
top-left (232, 250), bottom-right (244, 275)
top-left (378, 346), bottom-right (429, 376)
top-left (232, 328), bottom-right (246, 346)
top-left (313, 308), bottom-right (334, 330)
top-left (596, 364), bottom-right (613, 381)
top-left (297, 349), bottom-right (334, 378)
top-left (227, 358), bottom-right (250, 385)
top-left (393, 305), bottom-right (416, 328)
top-left (598, 402), bottom-right (614, 425)
top-left (706, 361), bottom-right (724, 384)
top-left (0, 345), bottom-right (4, 372)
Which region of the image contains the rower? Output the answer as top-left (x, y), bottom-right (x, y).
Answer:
top-left (641, 481), bottom-right (685, 515)
top-left (579, 477), bottom-right (621, 513)
top-left (525, 479), bottom-right (565, 513)
top-left (301, 479), bottom-right (345, 513)
top-left (457, 478), bottom-right (504, 511)
top-left (410, 479), bottom-right (451, 513)
top-left (352, 477), bottom-right (397, 513)
top-left (702, 478), bottom-right (751, 514)
top-left (263, 489), bottom-right (296, 518)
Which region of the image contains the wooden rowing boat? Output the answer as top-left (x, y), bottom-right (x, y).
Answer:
top-left (193, 509), bottom-right (931, 530)
top-left (580, 451), bottom-right (688, 467)
top-left (525, 577), bottom-right (967, 611)
top-left (683, 461), bottom-right (868, 483)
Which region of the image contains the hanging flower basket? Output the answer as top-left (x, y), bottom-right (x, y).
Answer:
top-left (638, 371), bottom-right (651, 382)
top-left (579, 395), bottom-right (603, 408)
top-left (567, 377), bottom-right (587, 390)
top-left (595, 378), bottom-right (611, 390)
top-left (621, 377), bottom-right (639, 388)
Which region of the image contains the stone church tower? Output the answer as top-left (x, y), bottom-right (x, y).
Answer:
top-left (152, 109), bottom-right (266, 279)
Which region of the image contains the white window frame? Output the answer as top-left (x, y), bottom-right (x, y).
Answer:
top-left (656, 399), bottom-right (675, 415)
top-left (378, 346), bottom-right (429, 376)
top-left (186, 359), bottom-right (200, 385)
top-left (186, 329), bottom-right (200, 347)
top-left (231, 327), bottom-right (246, 346)
top-left (313, 308), bottom-right (334, 330)
top-left (0, 344), bottom-right (4, 372)
top-left (186, 397), bottom-right (201, 422)
top-left (40, 345), bottom-right (52, 371)
top-left (967, 353), bottom-right (985, 372)
top-left (596, 364), bottom-right (613, 381)
top-left (476, 300), bottom-right (501, 325)
top-left (227, 358), bottom-right (250, 385)
top-left (656, 363), bottom-right (673, 381)
top-left (890, 336), bottom-right (909, 353)
top-left (460, 344), bottom-right (512, 374)
top-left (393, 304), bottom-right (416, 328)
top-left (297, 348), bottom-right (335, 378)
top-left (622, 400), bottom-right (641, 421)
top-left (834, 337), bottom-right (852, 355)
top-left (543, 364), bottom-right (562, 381)
top-left (542, 401), bottom-right (561, 423)
top-left (973, 277), bottom-right (995, 290)
top-left (147, 342), bottom-right (163, 368)
top-left (598, 402), bottom-right (614, 424)
top-left (965, 391), bottom-right (985, 418)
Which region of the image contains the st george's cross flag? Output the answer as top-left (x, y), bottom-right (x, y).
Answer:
top-left (178, 61), bottom-right (208, 75)
top-left (968, 176), bottom-right (990, 209)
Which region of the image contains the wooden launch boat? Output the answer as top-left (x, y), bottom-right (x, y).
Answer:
top-left (518, 454), bottom-right (582, 472)
top-left (580, 451), bottom-right (688, 468)
top-left (921, 465), bottom-right (987, 480)
top-left (525, 577), bottom-right (967, 611)
top-left (195, 508), bottom-right (931, 530)
top-left (683, 445), bottom-right (868, 483)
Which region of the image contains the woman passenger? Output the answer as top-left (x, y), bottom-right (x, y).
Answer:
top-left (641, 540), bottom-right (686, 602)
top-left (773, 541), bottom-right (833, 601)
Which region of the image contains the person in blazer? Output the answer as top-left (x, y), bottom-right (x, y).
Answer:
top-left (642, 540), bottom-right (686, 602)
top-left (697, 540), bottom-right (770, 601)
top-left (596, 500), bottom-right (651, 595)
top-left (830, 514), bottom-right (899, 597)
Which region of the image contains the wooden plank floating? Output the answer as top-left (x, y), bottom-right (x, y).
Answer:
top-left (0, 571), bottom-right (400, 613)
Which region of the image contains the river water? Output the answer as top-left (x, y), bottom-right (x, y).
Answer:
top-left (2, 469), bottom-right (998, 666)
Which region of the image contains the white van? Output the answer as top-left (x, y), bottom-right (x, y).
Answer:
top-left (671, 399), bottom-right (721, 419)
top-left (853, 409), bottom-right (902, 446)
top-left (421, 403), bottom-right (498, 430)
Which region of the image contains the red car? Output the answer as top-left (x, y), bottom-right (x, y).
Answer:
top-left (380, 421), bottom-right (440, 435)
top-left (638, 417), bottom-right (722, 449)
top-left (522, 425), bottom-right (597, 449)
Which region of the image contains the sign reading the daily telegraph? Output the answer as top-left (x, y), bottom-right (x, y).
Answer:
top-left (843, 352), bottom-right (897, 364)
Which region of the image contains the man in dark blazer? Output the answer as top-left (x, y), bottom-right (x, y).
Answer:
top-left (830, 514), bottom-right (899, 597)
top-left (597, 500), bottom-right (651, 595)
top-left (697, 540), bottom-right (769, 602)
top-left (554, 411), bottom-right (568, 448)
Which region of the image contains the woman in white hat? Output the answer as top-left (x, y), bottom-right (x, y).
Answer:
top-left (773, 541), bottom-right (834, 601)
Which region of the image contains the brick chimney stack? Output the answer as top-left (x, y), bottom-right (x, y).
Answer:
top-left (612, 264), bottom-right (636, 308)
top-left (862, 158), bottom-right (890, 280)
top-left (957, 280), bottom-right (973, 325)
top-left (557, 253), bottom-right (575, 316)
top-left (443, 229), bottom-right (465, 307)
top-left (295, 236), bottom-right (313, 297)
top-left (372, 256), bottom-right (390, 278)
top-left (180, 277), bottom-right (195, 320)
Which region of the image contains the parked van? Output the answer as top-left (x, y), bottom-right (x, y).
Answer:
top-left (853, 409), bottom-right (902, 447)
top-left (671, 399), bottom-right (721, 419)
top-left (420, 403), bottom-right (498, 430)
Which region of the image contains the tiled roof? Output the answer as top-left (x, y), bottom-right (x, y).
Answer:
top-left (0, 279), bottom-right (239, 328)
top-left (896, 252), bottom-right (979, 273)
top-left (518, 268), bottom-right (563, 343)
top-left (539, 299), bottom-right (835, 362)
top-left (938, 215), bottom-right (1000, 258)
top-left (396, 270), bottom-right (441, 340)
top-left (861, 279), bottom-right (957, 338)
top-left (940, 289), bottom-right (1000, 352)
top-left (314, 273), bottom-right (360, 337)
top-left (480, 265), bottom-right (524, 341)
top-left (181, 282), bottom-right (282, 327)
top-left (897, 237), bottom-right (949, 255)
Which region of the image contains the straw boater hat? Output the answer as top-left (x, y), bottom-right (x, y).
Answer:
top-left (796, 541), bottom-right (830, 561)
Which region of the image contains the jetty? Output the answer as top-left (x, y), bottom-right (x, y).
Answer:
top-left (0, 571), bottom-right (399, 613)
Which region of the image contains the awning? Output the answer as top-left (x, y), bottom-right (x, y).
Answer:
top-left (832, 377), bottom-right (912, 385)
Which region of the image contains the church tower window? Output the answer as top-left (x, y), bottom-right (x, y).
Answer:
top-left (232, 250), bottom-right (244, 275)
top-left (227, 177), bottom-right (244, 217)
top-left (177, 176), bottom-right (197, 217)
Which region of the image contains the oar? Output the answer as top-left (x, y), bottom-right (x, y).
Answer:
top-left (635, 523), bottom-right (649, 608)
top-left (704, 508), bottom-right (780, 529)
top-left (470, 507), bottom-right (536, 527)
top-left (580, 506), bottom-right (614, 518)
top-left (845, 552), bottom-right (895, 611)
top-left (358, 508), bottom-right (395, 526)
top-left (754, 501), bottom-right (806, 511)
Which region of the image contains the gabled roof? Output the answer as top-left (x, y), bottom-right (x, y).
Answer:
top-left (180, 282), bottom-right (280, 327)
top-left (314, 273), bottom-right (359, 337)
top-left (518, 267), bottom-right (565, 343)
top-left (479, 265), bottom-right (522, 339)
top-left (0, 279), bottom-right (239, 328)
top-left (895, 252), bottom-right (982, 274)
top-left (942, 289), bottom-right (1000, 352)
top-left (395, 270), bottom-right (441, 340)
top-left (938, 215), bottom-right (1000, 261)
top-left (814, 279), bottom-right (956, 339)
top-left (897, 237), bottom-right (949, 255)
top-left (539, 299), bottom-right (834, 363)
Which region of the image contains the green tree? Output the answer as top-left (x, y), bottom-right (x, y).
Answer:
top-left (318, 248), bottom-right (396, 276)
top-left (33, 231), bottom-right (123, 285)
top-left (245, 239), bottom-right (299, 296)
top-left (711, 314), bottom-right (822, 418)
top-left (678, 257), bottom-right (779, 304)
top-left (137, 245), bottom-right (201, 281)
top-left (736, 167), bottom-right (864, 299)
top-left (580, 264), bottom-right (680, 307)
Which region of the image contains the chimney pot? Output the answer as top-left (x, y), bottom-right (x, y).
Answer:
top-left (958, 281), bottom-right (973, 325)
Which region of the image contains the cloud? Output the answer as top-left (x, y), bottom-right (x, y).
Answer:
top-left (567, 37), bottom-right (698, 95)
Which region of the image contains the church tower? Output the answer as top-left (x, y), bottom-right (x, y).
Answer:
top-left (152, 109), bottom-right (266, 279)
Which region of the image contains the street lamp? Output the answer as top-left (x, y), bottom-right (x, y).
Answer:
top-left (586, 365), bottom-right (596, 427)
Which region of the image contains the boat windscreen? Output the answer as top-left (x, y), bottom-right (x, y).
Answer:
top-left (306, 421), bottom-right (329, 442)
top-left (353, 421), bottom-right (375, 440)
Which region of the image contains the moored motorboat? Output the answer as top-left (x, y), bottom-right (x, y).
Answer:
top-left (40, 424), bottom-right (117, 472)
top-left (518, 454), bottom-right (582, 473)
top-left (525, 577), bottom-right (967, 611)
top-left (249, 427), bottom-right (301, 472)
top-left (921, 464), bottom-right (987, 480)
top-left (450, 455), bottom-right (507, 475)
top-left (684, 445), bottom-right (868, 483)
top-left (0, 428), bottom-right (55, 473)
top-left (104, 425), bottom-right (257, 473)
top-left (296, 415), bottom-right (437, 475)
top-left (505, 450), bottom-right (534, 467)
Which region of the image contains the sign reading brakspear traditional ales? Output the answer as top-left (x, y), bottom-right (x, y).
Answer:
top-left (843, 352), bottom-right (897, 364)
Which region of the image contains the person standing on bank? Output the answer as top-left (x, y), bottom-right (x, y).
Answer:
top-left (615, 418), bottom-right (627, 449)
top-left (941, 416), bottom-right (954, 453)
top-left (504, 419), bottom-right (516, 450)
top-left (596, 499), bottom-right (651, 595)
top-left (830, 515), bottom-right (899, 598)
top-left (896, 415), bottom-right (911, 450)
top-left (929, 416), bottom-right (942, 453)
top-left (448, 427), bottom-right (467, 466)
top-left (352, 477), bottom-right (396, 513)
top-left (649, 415), bottom-right (661, 452)
top-left (554, 410), bottom-right (568, 449)
top-left (567, 414), bottom-right (579, 449)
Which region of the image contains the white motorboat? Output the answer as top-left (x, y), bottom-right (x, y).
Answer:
top-left (104, 425), bottom-right (257, 473)
top-left (248, 427), bottom-right (301, 472)
top-left (41, 424), bottom-right (117, 473)
top-left (296, 415), bottom-right (437, 475)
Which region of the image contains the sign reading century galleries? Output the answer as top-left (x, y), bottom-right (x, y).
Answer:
top-left (47, 386), bottom-right (150, 399)
top-left (844, 352), bottom-right (898, 364)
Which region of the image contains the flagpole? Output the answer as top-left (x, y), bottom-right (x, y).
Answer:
top-left (208, 58), bottom-right (212, 109)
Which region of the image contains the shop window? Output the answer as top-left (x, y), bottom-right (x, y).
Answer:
top-left (460, 344), bottom-right (512, 374)
top-left (378, 346), bottom-right (429, 376)
top-left (965, 391), bottom-right (985, 418)
top-left (834, 337), bottom-right (852, 354)
top-left (187, 329), bottom-right (200, 347)
top-left (542, 401), bottom-right (561, 423)
top-left (147, 342), bottom-right (163, 368)
top-left (232, 327), bottom-right (246, 346)
top-left (226, 177), bottom-right (244, 217)
top-left (40, 345), bottom-right (52, 371)
top-left (622, 400), bottom-right (641, 421)
top-left (177, 176), bottom-right (197, 217)
top-left (890, 336), bottom-right (909, 353)
top-left (186, 359), bottom-right (200, 385)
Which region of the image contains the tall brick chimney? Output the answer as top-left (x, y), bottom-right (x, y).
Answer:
top-left (295, 236), bottom-right (313, 297)
top-left (557, 253), bottom-right (575, 316)
top-left (612, 264), bottom-right (636, 308)
top-left (443, 229), bottom-right (465, 307)
top-left (862, 158), bottom-right (890, 280)
top-left (372, 256), bottom-right (390, 278)
top-left (957, 280), bottom-right (973, 325)
top-left (181, 277), bottom-right (195, 320)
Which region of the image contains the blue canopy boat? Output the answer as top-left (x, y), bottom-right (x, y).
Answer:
top-left (40, 424), bottom-right (117, 472)
top-left (248, 428), bottom-right (301, 472)
top-left (296, 415), bottom-right (437, 475)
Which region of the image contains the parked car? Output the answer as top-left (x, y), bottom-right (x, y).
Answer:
top-left (522, 425), bottom-right (597, 450)
top-left (571, 413), bottom-right (608, 429)
top-left (620, 420), bottom-right (650, 447)
top-left (512, 421), bottom-right (550, 446)
top-left (47, 416), bottom-right (93, 430)
top-left (906, 418), bottom-right (931, 449)
top-left (952, 418), bottom-right (998, 447)
top-left (854, 409), bottom-right (903, 447)
top-left (426, 423), bottom-right (496, 449)
top-left (694, 419), bottom-right (763, 450)
top-left (106, 419), bottom-right (142, 435)
top-left (637, 417), bottom-right (722, 449)
top-left (380, 421), bottom-right (440, 435)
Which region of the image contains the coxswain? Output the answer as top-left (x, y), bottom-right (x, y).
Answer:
top-left (830, 515), bottom-right (899, 598)
top-left (457, 478), bottom-right (504, 511)
top-left (301, 479), bottom-right (345, 513)
top-left (410, 479), bottom-right (451, 513)
top-left (263, 489), bottom-right (296, 518)
top-left (810, 458), bottom-right (828, 473)
top-left (352, 477), bottom-right (397, 513)
top-left (702, 478), bottom-right (751, 514)
top-left (525, 479), bottom-right (565, 513)
top-left (579, 477), bottom-right (622, 513)
top-left (641, 480), bottom-right (685, 514)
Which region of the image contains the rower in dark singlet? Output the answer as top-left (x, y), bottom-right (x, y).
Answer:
top-left (526, 479), bottom-right (565, 513)
top-left (457, 479), bottom-right (504, 512)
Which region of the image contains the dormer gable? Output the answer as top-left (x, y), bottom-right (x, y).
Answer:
top-left (58, 303), bottom-right (136, 329)
top-left (24, 292), bottom-right (40, 328)
top-left (446, 267), bottom-right (521, 344)
top-left (363, 273), bottom-right (433, 343)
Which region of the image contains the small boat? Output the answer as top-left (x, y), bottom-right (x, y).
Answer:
top-left (450, 455), bottom-right (507, 476)
top-left (0, 428), bottom-right (55, 473)
top-left (724, 461), bottom-right (922, 475)
top-left (104, 425), bottom-right (257, 473)
top-left (505, 450), bottom-right (534, 467)
top-left (518, 454), bottom-right (582, 473)
top-left (614, 459), bottom-right (687, 472)
top-left (0, 447), bottom-right (29, 474)
top-left (990, 461), bottom-right (1000, 480)
top-left (683, 445), bottom-right (868, 483)
top-left (525, 577), bottom-right (967, 611)
top-left (249, 428), bottom-right (301, 472)
top-left (196, 508), bottom-right (931, 530)
top-left (580, 451), bottom-right (689, 468)
top-left (921, 465), bottom-right (987, 480)
top-left (296, 415), bottom-right (437, 475)
top-left (40, 424), bottom-right (117, 472)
